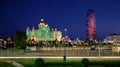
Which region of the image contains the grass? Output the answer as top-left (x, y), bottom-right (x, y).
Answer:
top-left (0, 61), bottom-right (14, 67)
top-left (15, 60), bottom-right (35, 67)
top-left (15, 59), bottom-right (74, 67)
top-left (15, 59), bottom-right (120, 67)
top-left (90, 60), bottom-right (120, 67)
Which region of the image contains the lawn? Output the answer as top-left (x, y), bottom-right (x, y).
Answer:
top-left (15, 59), bottom-right (74, 67)
top-left (15, 60), bottom-right (76, 67)
top-left (15, 59), bottom-right (120, 67)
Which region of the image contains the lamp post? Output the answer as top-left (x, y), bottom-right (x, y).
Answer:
top-left (98, 41), bottom-right (101, 57)
top-left (63, 28), bottom-right (67, 61)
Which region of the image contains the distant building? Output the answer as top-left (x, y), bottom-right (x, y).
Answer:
top-left (0, 37), bottom-right (4, 46)
top-left (105, 34), bottom-right (120, 43)
top-left (26, 18), bottom-right (62, 41)
top-left (0, 37), bottom-right (14, 48)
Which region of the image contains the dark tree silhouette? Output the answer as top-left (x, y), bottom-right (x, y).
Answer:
top-left (14, 30), bottom-right (27, 49)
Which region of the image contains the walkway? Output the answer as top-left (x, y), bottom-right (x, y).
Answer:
top-left (7, 60), bottom-right (24, 67)
top-left (2, 56), bottom-right (120, 59)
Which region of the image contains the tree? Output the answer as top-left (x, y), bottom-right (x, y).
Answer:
top-left (35, 58), bottom-right (45, 67)
top-left (14, 30), bottom-right (27, 49)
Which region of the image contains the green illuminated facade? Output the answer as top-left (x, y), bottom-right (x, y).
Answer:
top-left (26, 19), bottom-right (62, 41)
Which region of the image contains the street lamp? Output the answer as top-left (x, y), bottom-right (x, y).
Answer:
top-left (64, 29), bottom-right (67, 36)
top-left (63, 28), bottom-right (67, 61)
top-left (98, 41), bottom-right (101, 57)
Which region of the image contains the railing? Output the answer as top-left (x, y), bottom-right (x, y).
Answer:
top-left (0, 46), bottom-right (120, 57)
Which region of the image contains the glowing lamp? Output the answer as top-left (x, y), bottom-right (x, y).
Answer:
top-left (45, 24), bottom-right (48, 27)
top-left (39, 23), bottom-right (42, 25)
top-left (27, 27), bottom-right (30, 30)
top-left (55, 28), bottom-right (57, 31)
top-left (41, 18), bottom-right (44, 21)
top-left (52, 29), bottom-right (54, 31)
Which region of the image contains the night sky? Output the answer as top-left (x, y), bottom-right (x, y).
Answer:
top-left (0, 0), bottom-right (120, 40)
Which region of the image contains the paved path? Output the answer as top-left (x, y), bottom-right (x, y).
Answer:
top-left (7, 60), bottom-right (24, 67)
top-left (1, 56), bottom-right (120, 60)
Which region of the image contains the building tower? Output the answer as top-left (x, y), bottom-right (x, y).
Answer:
top-left (86, 9), bottom-right (96, 43)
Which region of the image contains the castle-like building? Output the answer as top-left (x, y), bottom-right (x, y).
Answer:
top-left (26, 18), bottom-right (62, 41)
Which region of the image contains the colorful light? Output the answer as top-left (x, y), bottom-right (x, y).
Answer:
top-left (86, 9), bottom-right (96, 41)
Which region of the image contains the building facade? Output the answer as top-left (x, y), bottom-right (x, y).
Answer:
top-left (105, 34), bottom-right (120, 43)
top-left (26, 19), bottom-right (62, 42)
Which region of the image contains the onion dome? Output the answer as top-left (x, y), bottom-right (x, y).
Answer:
top-left (39, 18), bottom-right (45, 26)
top-left (41, 18), bottom-right (44, 21)
top-left (45, 24), bottom-right (48, 28)
top-left (55, 28), bottom-right (57, 31)
top-left (27, 27), bottom-right (30, 30)
top-left (52, 29), bottom-right (54, 31)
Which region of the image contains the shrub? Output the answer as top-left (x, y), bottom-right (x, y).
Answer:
top-left (34, 58), bottom-right (44, 67)
top-left (81, 58), bottom-right (89, 67)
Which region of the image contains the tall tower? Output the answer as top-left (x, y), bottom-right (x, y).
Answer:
top-left (86, 9), bottom-right (96, 42)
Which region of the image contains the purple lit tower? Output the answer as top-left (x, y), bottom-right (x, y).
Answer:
top-left (86, 9), bottom-right (96, 42)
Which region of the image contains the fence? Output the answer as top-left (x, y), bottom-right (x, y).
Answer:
top-left (0, 46), bottom-right (120, 57)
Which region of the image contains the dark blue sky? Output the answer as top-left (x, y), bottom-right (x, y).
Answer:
top-left (0, 0), bottom-right (120, 40)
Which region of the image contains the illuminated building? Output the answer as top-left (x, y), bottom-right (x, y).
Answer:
top-left (26, 18), bottom-right (62, 41)
top-left (105, 34), bottom-right (120, 43)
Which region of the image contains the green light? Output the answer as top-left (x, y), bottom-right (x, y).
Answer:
top-left (26, 19), bottom-right (62, 41)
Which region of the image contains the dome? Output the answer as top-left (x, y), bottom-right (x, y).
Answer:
top-left (45, 24), bottom-right (48, 27)
top-left (38, 18), bottom-right (45, 26)
top-left (27, 27), bottom-right (30, 30)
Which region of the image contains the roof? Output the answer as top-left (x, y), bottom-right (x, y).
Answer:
top-left (107, 34), bottom-right (120, 36)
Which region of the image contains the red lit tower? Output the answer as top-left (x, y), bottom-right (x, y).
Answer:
top-left (86, 9), bottom-right (96, 42)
